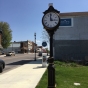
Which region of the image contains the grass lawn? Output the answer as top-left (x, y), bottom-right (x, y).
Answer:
top-left (36, 61), bottom-right (88, 88)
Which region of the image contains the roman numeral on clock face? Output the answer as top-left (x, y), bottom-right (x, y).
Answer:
top-left (47, 24), bottom-right (49, 27)
top-left (55, 22), bottom-right (57, 24)
top-left (45, 22), bottom-right (47, 24)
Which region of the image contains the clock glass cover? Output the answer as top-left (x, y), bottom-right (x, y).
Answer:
top-left (43, 12), bottom-right (59, 28)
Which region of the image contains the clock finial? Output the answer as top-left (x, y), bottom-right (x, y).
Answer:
top-left (48, 3), bottom-right (53, 7)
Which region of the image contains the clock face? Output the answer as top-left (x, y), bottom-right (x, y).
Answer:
top-left (42, 12), bottom-right (59, 28)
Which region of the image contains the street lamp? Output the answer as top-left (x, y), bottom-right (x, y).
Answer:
top-left (0, 29), bottom-right (3, 49)
top-left (42, 3), bottom-right (60, 88)
top-left (34, 32), bottom-right (36, 61)
top-left (12, 42), bottom-right (13, 51)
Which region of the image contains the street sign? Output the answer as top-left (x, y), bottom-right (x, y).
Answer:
top-left (60, 18), bottom-right (72, 26)
top-left (42, 41), bottom-right (47, 47)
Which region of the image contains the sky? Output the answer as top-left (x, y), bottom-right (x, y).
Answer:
top-left (0, 0), bottom-right (88, 47)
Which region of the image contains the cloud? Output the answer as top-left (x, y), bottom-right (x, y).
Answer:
top-left (36, 40), bottom-right (41, 43)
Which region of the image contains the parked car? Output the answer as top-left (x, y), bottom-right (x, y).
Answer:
top-left (0, 59), bottom-right (5, 73)
top-left (6, 51), bottom-right (15, 56)
top-left (0, 52), bottom-right (5, 55)
top-left (2, 52), bottom-right (6, 55)
top-left (38, 52), bottom-right (42, 56)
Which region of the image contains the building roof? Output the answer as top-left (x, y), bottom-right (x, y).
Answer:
top-left (37, 46), bottom-right (42, 48)
top-left (60, 11), bottom-right (88, 17)
top-left (12, 40), bottom-right (33, 43)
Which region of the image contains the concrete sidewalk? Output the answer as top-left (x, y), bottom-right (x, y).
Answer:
top-left (0, 57), bottom-right (48, 88)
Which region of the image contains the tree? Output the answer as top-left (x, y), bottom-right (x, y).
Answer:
top-left (0, 22), bottom-right (12, 49)
top-left (41, 29), bottom-right (50, 43)
top-left (41, 29), bottom-right (50, 53)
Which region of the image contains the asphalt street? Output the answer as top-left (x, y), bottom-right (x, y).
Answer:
top-left (0, 53), bottom-right (40, 74)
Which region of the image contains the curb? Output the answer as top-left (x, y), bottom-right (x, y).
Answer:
top-left (0, 55), bottom-right (6, 57)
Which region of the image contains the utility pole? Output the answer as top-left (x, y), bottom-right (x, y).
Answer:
top-left (34, 32), bottom-right (36, 61)
top-left (12, 42), bottom-right (13, 51)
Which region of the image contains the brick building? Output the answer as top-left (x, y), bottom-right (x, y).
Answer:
top-left (3, 40), bottom-right (36, 53)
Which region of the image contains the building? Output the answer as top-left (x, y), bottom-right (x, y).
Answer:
top-left (53, 11), bottom-right (88, 61)
top-left (20, 40), bottom-right (32, 53)
top-left (37, 46), bottom-right (43, 52)
top-left (3, 41), bottom-right (20, 53)
top-left (3, 40), bottom-right (35, 53)
top-left (30, 42), bottom-right (37, 53)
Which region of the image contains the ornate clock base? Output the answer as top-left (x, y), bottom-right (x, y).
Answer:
top-left (47, 57), bottom-right (56, 88)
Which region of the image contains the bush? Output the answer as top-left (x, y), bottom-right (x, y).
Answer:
top-left (55, 60), bottom-right (81, 67)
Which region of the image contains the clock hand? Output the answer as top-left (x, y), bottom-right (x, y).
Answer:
top-left (50, 13), bottom-right (51, 21)
top-left (53, 19), bottom-right (58, 21)
top-left (50, 13), bottom-right (53, 21)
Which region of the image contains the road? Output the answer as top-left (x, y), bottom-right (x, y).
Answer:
top-left (0, 53), bottom-right (41, 74)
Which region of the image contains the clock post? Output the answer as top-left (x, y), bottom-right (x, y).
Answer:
top-left (42, 4), bottom-right (60, 88)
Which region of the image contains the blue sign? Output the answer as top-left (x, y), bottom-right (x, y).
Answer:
top-left (60, 18), bottom-right (72, 26)
top-left (42, 42), bottom-right (47, 47)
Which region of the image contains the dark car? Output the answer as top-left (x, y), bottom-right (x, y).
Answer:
top-left (38, 52), bottom-right (42, 56)
top-left (0, 59), bottom-right (5, 73)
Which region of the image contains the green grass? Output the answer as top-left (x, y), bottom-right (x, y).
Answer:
top-left (36, 61), bottom-right (88, 88)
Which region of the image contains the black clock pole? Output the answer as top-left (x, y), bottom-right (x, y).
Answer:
top-left (42, 3), bottom-right (60, 88)
top-left (50, 32), bottom-right (54, 57)
top-left (48, 31), bottom-right (55, 88)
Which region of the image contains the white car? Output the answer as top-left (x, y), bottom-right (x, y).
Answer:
top-left (6, 51), bottom-right (15, 56)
